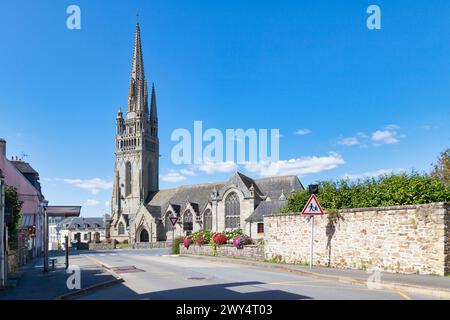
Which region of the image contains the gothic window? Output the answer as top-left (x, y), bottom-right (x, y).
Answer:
top-left (225, 192), bottom-right (240, 229)
top-left (125, 162), bottom-right (132, 196)
top-left (183, 211), bottom-right (193, 234)
top-left (203, 209), bottom-right (212, 231)
top-left (118, 222), bottom-right (125, 235)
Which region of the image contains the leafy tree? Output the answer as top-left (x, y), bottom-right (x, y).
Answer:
top-left (5, 186), bottom-right (23, 247)
top-left (280, 172), bottom-right (450, 214)
top-left (431, 148), bottom-right (449, 186)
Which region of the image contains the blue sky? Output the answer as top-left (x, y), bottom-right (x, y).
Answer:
top-left (0, 0), bottom-right (449, 217)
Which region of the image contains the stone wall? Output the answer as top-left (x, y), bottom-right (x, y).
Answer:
top-left (264, 203), bottom-right (449, 275)
top-left (133, 241), bottom-right (171, 249)
top-left (88, 243), bottom-right (116, 250)
top-left (180, 244), bottom-right (264, 261)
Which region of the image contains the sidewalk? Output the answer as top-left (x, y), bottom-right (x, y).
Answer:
top-left (180, 254), bottom-right (450, 299)
top-left (0, 252), bottom-right (118, 300)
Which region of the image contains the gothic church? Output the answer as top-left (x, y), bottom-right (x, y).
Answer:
top-left (109, 23), bottom-right (304, 244)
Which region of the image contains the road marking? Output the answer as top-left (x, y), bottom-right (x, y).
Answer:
top-left (398, 291), bottom-right (413, 300)
top-left (268, 280), bottom-right (326, 285)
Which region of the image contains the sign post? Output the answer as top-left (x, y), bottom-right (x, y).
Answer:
top-left (169, 216), bottom-right (179, 243)
top-left (301, 194), bottom-right (324, 270)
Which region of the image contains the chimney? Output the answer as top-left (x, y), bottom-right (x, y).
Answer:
top-left (0, 138), bottom-right (6, 159)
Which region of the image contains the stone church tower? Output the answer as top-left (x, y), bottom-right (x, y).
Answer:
top-left (109, 22), bottom-right (159, 241)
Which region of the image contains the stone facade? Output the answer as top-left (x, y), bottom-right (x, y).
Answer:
top-left (180, 244), bottom-right (265, 261)
top-left (109, 22), bottom-right (159, 241)
top-left (264, 203), bottom-right (450, 275)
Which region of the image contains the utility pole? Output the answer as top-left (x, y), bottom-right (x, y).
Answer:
top-left (65, 235), bottom-right (69, 269)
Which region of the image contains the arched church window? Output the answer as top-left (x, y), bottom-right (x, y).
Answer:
top-left (225, 192), bottom-right (240, 229)
top-left (118, 222), bottom-right (125, 235)
top-left (125, 162), bottom-right (132, 196)
top-left (203, 209), bottom-right (212, 231)
top-left (183, 211), bottom-right (193, 234)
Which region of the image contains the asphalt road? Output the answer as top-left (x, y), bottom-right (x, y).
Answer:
top-left (77, 249), bottom-right (437, 300)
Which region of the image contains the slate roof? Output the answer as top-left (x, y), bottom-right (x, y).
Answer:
top-left (10, 160), bottom-right (42, 194)
top-left (58, 217), bottom-right (105, 230)
top-left (144, 172), bottom-right (302, 220)
top-left (147, 182), bottom-right (224, 218)
top-left (246, 200), bottom-right (287, 223)
top-left (253, 175), bottom-right (303, 200)
top-left (10, 161), bottom-right (38, 175)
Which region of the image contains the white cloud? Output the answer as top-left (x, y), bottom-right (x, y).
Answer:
top-left (105, 201), bottom-right (110, 208)
top-left (62, 178), bottom-right (113, 195)
top-left (180, 169), bottom-right (196, 176)
top-left (85, 199), bottom-right (100, 206)
top-left (160, 170), bottom-right (188, 183)
top-left (338, 137), bottom-right (360, 146)
top-left (371, 130), bottom-right (400, 144)
top-left (196, 160), bottom-right (237, 174)
top-left (294, 129), bottom-right (312, 136)
top-left (342, 168), bottom-right (405, 180)
top-left (384, 124), bottom-right (400, 130)
top-left (243, 153), bottom-right (345, 178)
top-left (371, 124), bottom-right (403, 145)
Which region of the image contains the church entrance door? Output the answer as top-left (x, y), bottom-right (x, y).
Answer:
top-left (139, 229), bottom-right (149, 243)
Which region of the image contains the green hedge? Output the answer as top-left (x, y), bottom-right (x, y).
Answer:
top-left (280, 172), bottom-right (450, 214)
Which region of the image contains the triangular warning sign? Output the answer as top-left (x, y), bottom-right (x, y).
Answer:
top-left (169, 216), bottom-right (179, 227)
top-left (301, 194), bottom-right (324, 215)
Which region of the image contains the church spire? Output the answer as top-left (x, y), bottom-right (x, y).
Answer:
top-left (127, 21), bottom-right (148, 115)
top-left (150, 83), bottom-right (157, 122)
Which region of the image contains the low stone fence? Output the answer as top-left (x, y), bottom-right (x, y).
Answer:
top-left (264, 202), bottom-right (450, 275)
top-left (88, 242), bottom-right (116, 250)
top-left (180, 244), bottom-right (264, 261)
top-left (133, 241), bottom-right (171, 249)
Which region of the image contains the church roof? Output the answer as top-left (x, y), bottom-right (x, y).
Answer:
top-left (253, 175), bottom-right (303, 200)
top-left (146, 173), bottom-right (303, 219)
top-left (245, 200), bottom-right (287, 223)
top-left (147, 182), bottom-right (224, 218)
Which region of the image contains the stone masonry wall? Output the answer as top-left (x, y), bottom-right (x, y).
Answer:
top-left (264, 203), bottom-right (449, 275)
top-left (180, 245), bottom-right (264, 261)
top-left (88, 243), bottom-right (116, 250)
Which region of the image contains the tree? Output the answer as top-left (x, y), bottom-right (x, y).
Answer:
top-left (280, 172), bottom-right (450, 214)
top-left (5, 186), bottom-right (23, 248)
top-left (431, 148), bottom-right (449, 186)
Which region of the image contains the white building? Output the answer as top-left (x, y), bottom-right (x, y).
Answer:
top-left (57, 217), bottom-right (106, 248)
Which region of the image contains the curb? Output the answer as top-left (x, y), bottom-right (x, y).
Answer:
top-left (179, 254), bottom-right (450, 299)
top-left (54, 255), bottom-right (124, 300)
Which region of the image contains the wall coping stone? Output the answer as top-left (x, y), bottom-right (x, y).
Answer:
top-left (266, 202), bottom-right (449, 217)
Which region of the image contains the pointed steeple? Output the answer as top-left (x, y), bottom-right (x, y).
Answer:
top-left (150, 83), bottom-right (157, 122)
top-left (127, 21), bottom-right (148, 115)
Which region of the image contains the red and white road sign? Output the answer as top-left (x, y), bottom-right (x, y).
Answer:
top-left (169, 216), bottom-right (179, 227)
top-left (301, 194), bottom-right (324, 216)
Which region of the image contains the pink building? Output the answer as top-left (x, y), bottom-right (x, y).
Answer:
top-left (0, 138), bottom-right (46, 257)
